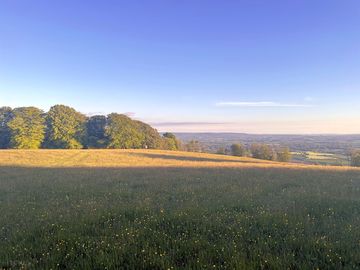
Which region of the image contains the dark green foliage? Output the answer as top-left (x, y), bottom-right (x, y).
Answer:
top-left (163, 132), bottom-right (176, 140)
top-left (251, 143), bottom-right (277, 161)
top-left (0, 107), bottom-right (13, 148)
top-left (45, 105), bottom-right (87, 149)
top-left (230, 143), bottom-right (245, 157)
top-left (351, 150), bottom-right (360, 167)
top-left (135, 121), bottom-right (162, 149)
top-left (7, 107), bottom-right (45, 149)
top-left (87, 115), bottom-right (107, 148)
top-left (106, 114), bottom-right (144, 149)
top-left (1, 166), bottom-right (360, 269)
top-left (277, 146), bottom-right (292, 162)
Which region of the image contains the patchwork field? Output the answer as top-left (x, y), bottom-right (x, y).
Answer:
top-left (291, 151), bottom-right (351, 166)
top-left (1, 150), bottom-right (360, 269)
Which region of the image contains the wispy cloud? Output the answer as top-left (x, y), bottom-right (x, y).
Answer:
top-left (304, 96), bottom-right (314, 102)
top-left (149, 118), bottom-right (360, 134)
top-left (216, 101), bottom-right (313, 108)
top-left (151, 121), bottom-right (228, 127)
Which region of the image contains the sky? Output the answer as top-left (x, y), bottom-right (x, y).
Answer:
top-left (1, 0), bottom-right (360, 134)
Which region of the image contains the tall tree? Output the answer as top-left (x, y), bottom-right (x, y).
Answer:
top-left (87, 115), bottom-right (107, 148)
top-left (162, 132), bottom-right (180, 150)
top-left (7, 107), bottom-right (45, 149)
top-left (276, 147), bottom-right (292, 162)
top-left (135, 120), bottom-right (162, 149)
top-left (0, 107), bottom-right (13, 148)
top-left (230, 143), bottom-right (245, 157)
top-left (45, 105), bottom-right (87, 149)
top-left (351, 150), bottom-right (360, 167)
top-left (105, 113), bottom-right (144, 149)
top-left (185, 140), bottom-right (203, 152)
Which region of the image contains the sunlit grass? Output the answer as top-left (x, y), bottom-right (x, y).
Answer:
top-left (0, 149), bottom-right (357, 171)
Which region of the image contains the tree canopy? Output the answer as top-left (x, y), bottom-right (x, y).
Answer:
top-left (0, 107), bottom-right (13, 149)
top-left (250, 143), bottom-right (277, 161)
top-left (276, 147), bottom-right (292, 162)
top-left (162, 132), bottom-right (180, 150)
top-left (230, 143), bottom-right (245, 157)
top-left (105, 113), bottom-right (144, 149)
top-left (45, 105), bottom-right (87, 149)
top-left (135, 120), bottom-right (162, 149)
top-left (87, 115), bottom-right (107, 148)
top-left (184, 140), bottom-right (202, 152)
top-left (7, 107), bottom-right (45, 149)
top-left (0, 104), bottom-right (180, 151)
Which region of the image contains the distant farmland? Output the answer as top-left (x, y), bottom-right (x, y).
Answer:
top-left (1, 150), bottom-right (360, 269)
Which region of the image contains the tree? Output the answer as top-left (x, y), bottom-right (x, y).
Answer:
top-left (230, 143), bottom-right (245, 157)
top-left (0, 103), bottom-right (188, 151)
top-left (105, 113), bottom-right (144, 149)
top-left (87, 115), bottom-right (107, 148)
top-left (250, 143), bottom-right (276, 161)
top-left (162, 132), bottom-right (180, 150)
top-left (135, 120), bottom-right (162, 149)
top-left (0, 107), bottom-right (13, 148)
top-left (7, 107), bottom-right (45, 149)
top-left (184, 140), bottom-right (203, 152)
top-left (216, 147), bottom-right (226, 155)
top-left (276, 147), bottom-right (292, 162)
top-left (45, 105), bottom-right (87, 149)
top-left (351, 150), bottom-right (360, 167)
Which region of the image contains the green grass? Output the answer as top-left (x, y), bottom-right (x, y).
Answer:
top-left (1, 150), bottom-right (360, 269)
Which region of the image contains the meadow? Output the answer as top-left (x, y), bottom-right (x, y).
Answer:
top-left (1, 150), bottom-right (360, 269)
top-left (291, 151), bottom-right (350, 166)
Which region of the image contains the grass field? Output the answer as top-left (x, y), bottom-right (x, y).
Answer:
top-left (1, 150), bottom-right (360, 269)
top-left (290, 151), bottom-right (351, 167)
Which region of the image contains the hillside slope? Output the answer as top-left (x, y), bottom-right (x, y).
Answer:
top-left (0, 149), bottom-right (357, 171)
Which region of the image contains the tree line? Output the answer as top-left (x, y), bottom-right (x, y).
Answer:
top-left (0, 105), bottom-right (180, 150)
top-left (180, 140), bottom-right (292, 162)
top-left (215, 143), bottom-right (292, 162)
top-left (5, 104), bottom-right (358, 166)
top-left (226, 144), bottom-right (360, 166)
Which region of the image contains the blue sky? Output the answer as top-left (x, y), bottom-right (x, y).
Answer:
top-left (1, 0), bottom-right (360, 133)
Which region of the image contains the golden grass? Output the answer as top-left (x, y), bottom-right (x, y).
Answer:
top-left (0, 149), bottom-right (358, 171)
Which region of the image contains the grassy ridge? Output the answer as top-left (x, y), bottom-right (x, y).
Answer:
top-left (0, 149), bottom-right (357, 170)
top-left (1, 150), bottom-right (360, 269)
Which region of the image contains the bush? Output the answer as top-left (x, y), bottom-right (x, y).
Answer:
top-left (250, 143), bottom-right (276, 161)
top-left (276, 147), bottom-right (292, 162)
top-left (230, 143), bottom-right (245, 157)
top-left (351, 150), bottom-right (360, 167)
